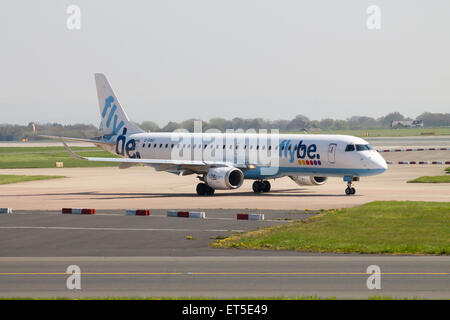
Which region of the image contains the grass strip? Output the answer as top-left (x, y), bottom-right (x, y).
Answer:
top-left (0, 174), bottom-right (65, 185)
top-left (408, 176), bottom-right (450, 183)
top-left (211, 201), bottom-right (450, 255)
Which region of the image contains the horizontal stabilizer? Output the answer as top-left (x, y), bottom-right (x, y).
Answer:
top-left (40, 135), bottom-right (114, 146)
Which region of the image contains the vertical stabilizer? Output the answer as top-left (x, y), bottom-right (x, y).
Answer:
top-left (95, 73), bottom-right (143, 135)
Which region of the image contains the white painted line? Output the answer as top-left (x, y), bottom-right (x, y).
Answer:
top-left (1, 211), bottom-right (293, 223)
top-left (0, 226), bottom-right (245, 233)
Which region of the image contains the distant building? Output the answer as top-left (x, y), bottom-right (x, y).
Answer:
top-left (391, 120), bottom-right (424, 128)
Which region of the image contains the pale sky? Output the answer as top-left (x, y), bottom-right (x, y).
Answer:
top-left (0, 1), bottom-right (449, 126)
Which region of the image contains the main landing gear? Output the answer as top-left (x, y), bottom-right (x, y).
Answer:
top-left (252, 180), bottom-right (271, 193)
top-left (196, 183), bottom-right (215, 196)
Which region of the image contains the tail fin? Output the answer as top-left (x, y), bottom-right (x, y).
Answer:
top-left (95, 73), bottom-right (144, 135)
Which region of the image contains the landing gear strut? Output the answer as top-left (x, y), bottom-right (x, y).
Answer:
top-left (196, 183), bottom-right (215, 196)
top-left (252, 180), bottom-right (271, 193)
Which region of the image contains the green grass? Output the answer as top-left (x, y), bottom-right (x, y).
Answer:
top-left (212, 201), bottom-right (450, 255)
top-left (408, 176), bottom-right (450, 183)
top-left (0, 174), bottom-right (65, 184)
top-left (408, 167), bottom-right (450, 183)
top-left (290, 127), bottom-right (450, 137)
top-left (0, 146), bottom-right (118, 168)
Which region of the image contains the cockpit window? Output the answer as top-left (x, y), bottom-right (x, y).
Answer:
top-left (345, 144), bottom-right (355, 152)
top-left (356, 144), bottom-right (374, 151)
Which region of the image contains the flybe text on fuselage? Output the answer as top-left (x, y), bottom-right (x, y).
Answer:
top-left (279, 139), bottom-right (320, 164)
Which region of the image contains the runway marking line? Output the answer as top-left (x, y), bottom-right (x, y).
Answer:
top-left (7, 212), bottom-right (292, 223)
top-left (0, 272), bottom-right (448, 276)
top-left (0, 226), bottom-right (245, 233)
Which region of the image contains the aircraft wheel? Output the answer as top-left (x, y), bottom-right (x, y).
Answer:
top-left (262, 181), bottom-right (271, 192)
top-left (196, 183), bottom-right (207, 196)
top-left (197, 183), bottom-right (215, 196)
top-left (345, 187), bottom-right (352, 196)
top-left (252, 181), bottom-right (262, 193)
top-left (350, 187), bottom-right (356, 195)
top-left (206, 186), bottom-right (215, 196)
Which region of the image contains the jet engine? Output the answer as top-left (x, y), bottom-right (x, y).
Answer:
top-left (289, 176), bottom-right (328, 186)
top-left (205, 167), bottom-right (244, 190)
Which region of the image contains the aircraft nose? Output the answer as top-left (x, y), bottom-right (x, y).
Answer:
top-left (365, 153), bottom-right (387, 172)
top-left (373, 153), bottom-right (388, 171)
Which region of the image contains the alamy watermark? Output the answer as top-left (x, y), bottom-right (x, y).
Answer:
top-left (66, 265), bottom-right (81, 290)
top-left (166, 120), bottom-right (280, 176)
top-left (366, 5), bottom-right (381, 30)
top-left (66, 5), bottom-right (81, 30)
top-left (366, 265), bottom-right (382, 290)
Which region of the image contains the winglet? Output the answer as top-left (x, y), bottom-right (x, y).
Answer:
top-left (62, 140), bottom-right (86, 160)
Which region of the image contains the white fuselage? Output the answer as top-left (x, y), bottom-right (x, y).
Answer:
top-left (101, 131), bottom-right (388, 180)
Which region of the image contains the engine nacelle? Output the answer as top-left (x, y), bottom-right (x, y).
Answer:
top-left (289, 176), bottom-right (328, 186)
top-left (205, 167), bottom-right (244, 190)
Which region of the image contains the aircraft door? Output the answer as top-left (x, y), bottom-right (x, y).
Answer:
top-left (328, 143), bottom-right (337, 164)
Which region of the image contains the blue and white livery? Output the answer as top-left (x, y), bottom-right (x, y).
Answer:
top-left (44, 74), bottom-right (389, 196)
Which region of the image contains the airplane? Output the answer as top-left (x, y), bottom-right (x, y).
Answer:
top-left (43, 73), bottom-right (445, 197)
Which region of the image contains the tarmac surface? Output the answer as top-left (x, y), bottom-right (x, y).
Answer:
top-left (0, 164), bottom-right (448, 210)
top-left (0, 136), bottom-right (448, 210)
top-left (0, 256), bottom-right (448, 299)
top-left (0, 137), bottom-right (448, 298)
top-left (0, 209), bottom-right (306, 257)
top-left (0, 210), bottom-right (448, 299)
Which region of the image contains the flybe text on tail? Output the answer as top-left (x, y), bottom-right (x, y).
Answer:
top-left (102, 96), bottom-right (124, 135)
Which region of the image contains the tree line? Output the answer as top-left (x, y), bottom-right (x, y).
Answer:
top-left (0, 112), bottom-right (449, 141)
top-left (138, 112), bottom-right (450, 132)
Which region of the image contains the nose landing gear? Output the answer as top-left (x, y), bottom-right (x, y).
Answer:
top-left (345, 182), bottom-right (356, 195)
top-left (344, 176), bottom-right (359, 196)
